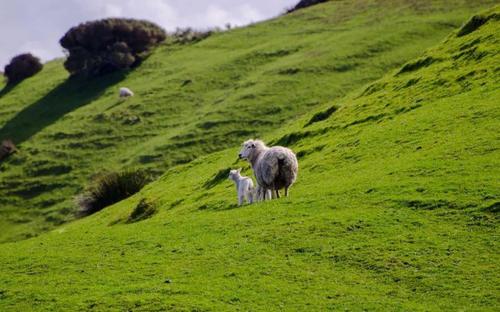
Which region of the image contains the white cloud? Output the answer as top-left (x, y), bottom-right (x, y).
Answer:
top-left (103, 4), bottom-right (123, 17)
top-left (204, 4), bottom-right (265, 27)
top-left (18, 41), bottom-right (57, 63)
top-left (206, 5), bottom-right (231, 26)
top-left (239, 4), bottom-right (266, 23)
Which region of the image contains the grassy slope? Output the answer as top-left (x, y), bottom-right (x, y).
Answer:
top-left (0, 0), bottom-right (495, 242)
top-left (0, 4), bottom-right (498, 311)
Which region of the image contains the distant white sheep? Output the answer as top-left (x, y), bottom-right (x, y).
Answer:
top-left (239, 139), bottom-right (298, 200)
top-left (119, 87), bottom-right (134, 98)
top-left (228, 168), bottom-right (255, 206)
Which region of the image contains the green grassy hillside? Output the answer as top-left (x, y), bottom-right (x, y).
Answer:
top-left (0, 4), bottom-right (498, 311)
top-left (0, 0), bottom-right (496, 242)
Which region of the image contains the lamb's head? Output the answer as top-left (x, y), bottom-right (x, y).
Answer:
top-left (228, 168), bottom-right (242, 181)
top-left (238, 139), bottom-right (266, 160)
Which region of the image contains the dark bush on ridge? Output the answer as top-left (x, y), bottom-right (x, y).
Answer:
top-left (60, 18), bottom-right (166, 77)
top-left (4, 53), bottom-right (43, 85)
top-left (77, 169), bottom-right (151, 216)
top-left (287, 0), bottom-right (329, 13)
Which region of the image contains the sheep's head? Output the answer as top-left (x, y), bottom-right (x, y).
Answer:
top-left (239, 139), bottom-right (265, 160)
top-left (228, 168), bottom-right (241, 181)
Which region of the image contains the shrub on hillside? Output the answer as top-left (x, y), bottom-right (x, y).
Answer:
top-left (4, 53), bottom-right (43, 85)
top-left (60, 18), bottom-right (167, 77)
top-left (76, 169), bottom-right (151, 216)
top-left (287, 0), bottom-right (329, 13)
top-left (171, 27), bottom-right (218, 44)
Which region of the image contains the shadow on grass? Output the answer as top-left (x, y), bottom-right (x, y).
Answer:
top-left (197, 199), bottom-right (267, 212)
top-left (0, 83), bottom-right (15, 99)
top-left (0, 71), bottom-right (126, 144)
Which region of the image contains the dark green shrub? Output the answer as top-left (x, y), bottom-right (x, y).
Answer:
top-left (4, 53), bottom-right (43, 85)
top-left (60, 18), bottom-right (166, 77)
top-left (77, 169), bottom-right (151, 216)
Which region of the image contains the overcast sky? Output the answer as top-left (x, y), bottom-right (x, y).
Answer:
top-left (0, 0), bottom-right (298, 68)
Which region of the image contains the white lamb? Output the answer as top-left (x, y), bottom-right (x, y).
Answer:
top-left (228, 168), bottom-right (255, 206)
top-left (239, 139), bottom-right (298, 200)
top-left (119, 87), bottom-right (134, 98)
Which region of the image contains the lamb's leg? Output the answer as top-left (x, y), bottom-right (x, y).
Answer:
top-left (238, 195), bottom-right (244, 206)
top-left (285, 187), bottom-right (289, 197)
top-left (275, 189), bottom-right (281, 199)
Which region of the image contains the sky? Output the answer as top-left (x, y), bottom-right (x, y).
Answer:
top-left (0, 0), bottom-right (298, 68)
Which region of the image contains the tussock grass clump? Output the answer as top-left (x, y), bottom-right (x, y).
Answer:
top-left (397, 56), bottom-right (438, 75)
top-left (305, 105), bottom-right (338, 127)
top-left (127, 198), bottom-right (158, 223)
top-left (204, 168), bottom-right (231, 189)
top-left (4, 53), bottom-right (43, 85)
top-left (483, 202), bottom-right (499, 214)
top-left (457, 12), bottom-right (499, 37)
top-left (77, 169), bottom-right (151, 216)
top-left (273, 131), bottom-right (313, 146)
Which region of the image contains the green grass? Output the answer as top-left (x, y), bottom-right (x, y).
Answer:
top-left (0, 1), bottom-right (499, 311)
top-left (0, 0), bottom-right (497, 242)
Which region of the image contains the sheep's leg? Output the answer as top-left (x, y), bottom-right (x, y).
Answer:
top-left (245, 192), bottom-right (250, 204)
top-left (275, 189), bottom-right (281, 199)
top-left (262, 189), bottom-right (267, 201)
top-left (271, 187), bottom-right (277, 199)
top-left (285, 187), bottom-right (289, 197)
top-left (238, 195), bottom-right (244, 206)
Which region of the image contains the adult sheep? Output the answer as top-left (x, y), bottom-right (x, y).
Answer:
top-left (119, 87), bottom-right (134, 98)
top-left (239, 139), bottom-right (298, 200)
